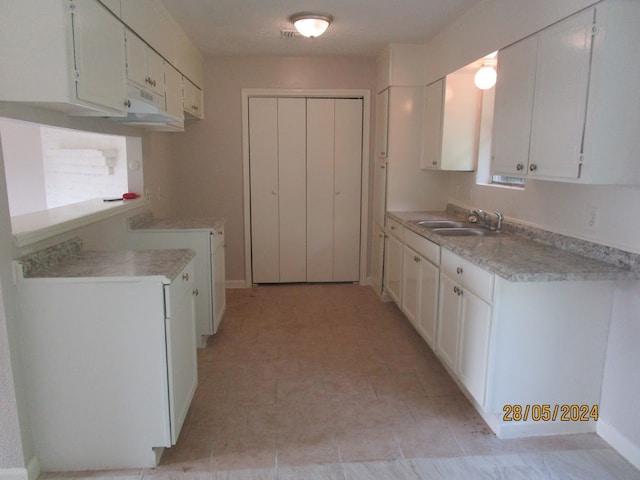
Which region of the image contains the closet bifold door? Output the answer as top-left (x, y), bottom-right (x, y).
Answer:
top-left (307, 98), bottom-right (362, 282)
top-left (249, 97), bottom-right (307, 283)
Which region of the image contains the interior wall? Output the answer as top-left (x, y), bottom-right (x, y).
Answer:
top-left (421, 0), bottom-right (640, 468)
top-left (0, 118), bottom-right (47, 216)
top-left (170, 56), bottom-right (377, 283)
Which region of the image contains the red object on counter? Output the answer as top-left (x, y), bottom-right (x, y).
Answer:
top-left (122, 193), bottom-right (139, 200)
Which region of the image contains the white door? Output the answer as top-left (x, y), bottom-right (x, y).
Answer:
top-left (333, 98), bottom-right (362, 282)
top-left (277, 98), bottom-right (307, 282)
top-left (249, 97), bottom-right (280, 283)
top-left (307, 98), bottom-right (362, 282)
top-left (307, 98), bottom-right (335, 282)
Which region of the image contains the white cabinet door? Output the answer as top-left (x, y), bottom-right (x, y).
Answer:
top-left (212, 235), bottom-right (226, 332)
top-left (376, 88), bottom-right (389, 158)
top-left (165, 62), bottom-right (185, 121)
top-left (421, 79), bottom-right (444, 169)
top-left (437, 274), bottom-right (461, 372)
top-left (373, 158), bottom-right (387, 228)
top-left (401, 246), bottom-right (421, 328)
top-left (125, 30), bottom-right (164, 96)
top-left (457, 288), bottom-right (492, 406)
top-left (384, 233), bottom-right (403, 306)
top-left (416, 258), bottom-right (439, 348)
top-left (183, 77), bottom-right (204, 118)
top-left (372, 226), bottom-right (385, 295)
top-left (164, 261), bottom-right (197, 444)
top-left (491, 35), bottom-right (538, 177)
top-left (72, 0), bottom-right (127, 112)
top-left (529, 7), bottom-right (594, 179)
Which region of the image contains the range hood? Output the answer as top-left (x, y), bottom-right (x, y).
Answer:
top-left (109, 84), bottom-right (184, 129)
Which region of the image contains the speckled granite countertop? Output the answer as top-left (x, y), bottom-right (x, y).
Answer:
top-left (388, 210), bottom-right (639, 282)
top-left (128, 211), bottom-right (225, 231)
top-left (19, 237), bottom-right (195, 281)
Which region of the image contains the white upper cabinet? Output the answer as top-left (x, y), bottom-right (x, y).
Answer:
top-left (421, 71), bottom-right (480, 171)
top-left (0, 0), bottom-right (128, 116)
top-left (183, 77), bottom-right (204, 119)
top-left (165, 63), bottom-right (185, 123)
top-left (125, 30), bottom-right (165, 97)
top-left (490, 35), bottom-right (537, 176)
top-left (492, 1), bottom-right (640, 184)
top-left (376, 44), bottom-right (424, 93)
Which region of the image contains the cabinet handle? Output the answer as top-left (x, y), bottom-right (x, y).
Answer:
top-left (432, 161), bottom-right (438, 166)
top-left (529, 163), bottom-right (537, 172)
top-left (516, 163), bottom-right (524, 171)
top-left (458, 288), bottom-right (463, 296)
top-left (378, 234), bottom-right (384, 238)
top-left (193, 288), bottom-right (199, 296)
top-left (272, 190), bottom-right (277, 195)
top-left (124, 99), bottom-right (131, 108)
top-left (453, 286), bottom-right (459, 294)
top-left (335, 191), bottom-right (341, 195)
top-left (380, 164), bottom-right (386, 169)
top-left (456, 267), bottom-right (463, 275)
top-left (183, 273), bottom-right (189, 281)
top-left (414, 256), bottom-right (420, 263)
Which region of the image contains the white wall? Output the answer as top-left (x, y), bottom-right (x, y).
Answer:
top-left (170, 56), bottom-right (377, 282)
top-left (0, 118), bottom-right (47, 216)
top-left (422, 0), bottom-right (640, 468)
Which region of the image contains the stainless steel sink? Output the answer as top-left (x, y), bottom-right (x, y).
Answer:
top-left (416, 220), bottom-right (465, 228)
top-left (432, 227), bottom-right (489, 236)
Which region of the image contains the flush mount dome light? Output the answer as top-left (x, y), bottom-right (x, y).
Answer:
top-left (290, 12), bottom-right (333, 38)
top-left (474, 65), bottom-right (497, 90)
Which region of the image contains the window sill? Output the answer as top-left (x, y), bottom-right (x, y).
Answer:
top-left (11, 198), bottom-right (148, 248)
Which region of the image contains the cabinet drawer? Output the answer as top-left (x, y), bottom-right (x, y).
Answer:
top-left (404, 229), bottom-right (440, 266)
top-left (386, 217), bottom-right (403, 239)
top-left (441, 249), bottom-right (494, 303)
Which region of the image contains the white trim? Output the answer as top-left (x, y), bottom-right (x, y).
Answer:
top-left (598, 418), bottom-right (640, 471)
top-left (0, 456), bottom-right (40, 480)
top-left (241, 88), bottom-right (371, 286)
top-left (225, 280), bottom-right (248, 289)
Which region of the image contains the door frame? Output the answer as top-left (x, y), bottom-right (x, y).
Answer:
top-left (241, 88), bottom-right (371, 287)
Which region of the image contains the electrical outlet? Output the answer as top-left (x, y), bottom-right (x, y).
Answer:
top-left (587, 207), bottom-right (599, 231)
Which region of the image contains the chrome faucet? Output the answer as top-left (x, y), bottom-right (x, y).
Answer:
top-left (468, 209), bottom-right (504, 232)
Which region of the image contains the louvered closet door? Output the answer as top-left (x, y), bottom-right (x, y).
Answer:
top-left (307, 98), bottom-right (363, 282)
top-left (249, 97), bottom-right (306, 283)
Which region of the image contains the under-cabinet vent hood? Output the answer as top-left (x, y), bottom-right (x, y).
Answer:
top-left (109, 84), bottom-right (183, 127)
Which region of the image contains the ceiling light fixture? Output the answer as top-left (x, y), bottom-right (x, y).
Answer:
top-left (474, 66), bottom-right (497, 90)
top-left (289, 12), bottom-right (333, 38)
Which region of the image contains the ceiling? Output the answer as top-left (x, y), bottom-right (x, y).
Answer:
top-left (160, 0), bottom-right (482, 57)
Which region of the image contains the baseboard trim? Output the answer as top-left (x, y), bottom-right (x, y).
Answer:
top-left (225, 280), bottom-right (248, 289)
top-left (598, 418), bottom-right (640, 470)
top-left (0, 457), bottom-right (39, 480)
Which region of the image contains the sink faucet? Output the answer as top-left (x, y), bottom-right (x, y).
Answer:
top-left (468, 209), bottom-right (504, 231)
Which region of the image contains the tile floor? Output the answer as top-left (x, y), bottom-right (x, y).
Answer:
top-left (45, 284), bottom-right (640, 479)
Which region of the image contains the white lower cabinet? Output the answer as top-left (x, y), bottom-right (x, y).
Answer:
top-left (383, 219), bottom-right (403, 305)
top-left (401, 229), bottom-right (440, 348)
top-left (372, 226), bottom-right (386, 295)
top-left (16, 259), bottom-right (197, 470)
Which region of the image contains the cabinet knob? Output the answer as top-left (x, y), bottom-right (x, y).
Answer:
top-left (456, 267), bottom-right (463, 275)
top-left (453, 286), bottom-right (459, 294)
top-left (272, 190), bottom-right (277, 195)
top-left (458, 288), bottom-right (463, 296)
top-left (432, 161), bottom-right (438, 166)
top-left (414, 256), bottom-right (420, 263)
top-left (193, 288), bottom-right (199, 296)
top-left (335, 191), bottom-right (341, 195)
top-left (516, 163), bottom-right (524, 171)
top-left (529, 163), bottom-right (537, 172)
top-left (182, 273), bottom-right (189, 281)
top-left (380, 164), bottom-right (386, 169)
top-left (124, 99), bottom-right (131, 108)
